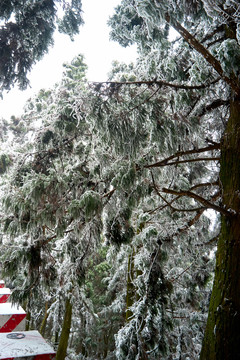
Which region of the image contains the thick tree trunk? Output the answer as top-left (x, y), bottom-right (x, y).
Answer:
top-left (200, 97), bottom-right (240, 359)
top-left (56, 296), bottom-right (73, 360)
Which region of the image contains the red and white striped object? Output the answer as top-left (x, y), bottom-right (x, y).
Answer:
top-left (0, 289), bottom-right (11, 303)
top-left (0, 281), bottom-right (5, 289)
top-left (0, 330), bottom-right (56, 359)
top-left (0, 303), bottom-right (26, 332)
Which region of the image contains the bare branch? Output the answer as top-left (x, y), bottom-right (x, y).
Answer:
top-left (162, 187), bottom-right (230, 216)
top-left (206, 36), bottom-right (225, 48)
top-left (151, 171), bottom-right (206, 212)
top-left (170, 263), bottom-right (193, 282)
top-left (102, 188), bottom-right (116, 199)
top-left (126, 86), bottom-right (160, 114)
top-left (196, 234), bottom-right (219, 247)
top-left (190, 181), bottom-right (219, 191)
top-left (201, 25), bottom-right (225, 43)
top-left (91, 77), bottom-right (221, 92)
top-left (198, 99), bottom-right (229, 118)
top-left (147, 157), bottom-right (220, 168)
top-left (138, 144), bottom-right (220, 170)
top-left (171, 190), bottom-right (220, 235)
top-left (178, 208), bottom-right (205, 234)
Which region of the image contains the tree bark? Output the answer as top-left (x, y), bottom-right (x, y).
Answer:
top-left (56, 296), bottom-right (73, 360)
top-left (200, 97), bottom-right (240, 359)
top-left (39, 301), bottom-right (49, 337)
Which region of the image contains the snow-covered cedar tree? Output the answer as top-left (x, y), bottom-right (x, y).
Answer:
top-left (0, 55), bottom-right (104, 356)
top-left (0, 32), bottom-right (221, 360)
top-left (0, 0), bottom-right (83, 94)
top-left (0, 50), bottom-right (212, 359)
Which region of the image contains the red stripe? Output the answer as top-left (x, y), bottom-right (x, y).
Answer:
top-left (0, 357), bottom-right (55, 360)
top-left (34, 354), bottom-right (56, 360)
top-left (0, 294), bottom-right (10, 303)
top-left (0, 351), bottom-right (55, 359)
top-left (0, 355), bottom-right (56, 360)
top-left (0, 313), bottom-right (26, 332)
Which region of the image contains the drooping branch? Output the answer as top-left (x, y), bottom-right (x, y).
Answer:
top-left (164, 14), bottom-right (240, 96)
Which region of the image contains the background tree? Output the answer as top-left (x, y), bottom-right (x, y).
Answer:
top-left (0, 0), bottom-right (83, 94)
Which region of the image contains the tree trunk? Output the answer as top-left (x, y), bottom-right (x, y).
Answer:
top-left (23, 299), bottom-right (31, 331)
top-left (126, 250), bottom-right (135, 322)
top-left (39, 301), bottom-right (49, 337)
top-left (200, 97), bottom-right (240, 359)
top-left (56, 296), bottom-right (73, 360)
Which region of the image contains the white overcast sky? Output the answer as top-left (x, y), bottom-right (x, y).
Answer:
top-left (0, 0), bottom-right (137, 120)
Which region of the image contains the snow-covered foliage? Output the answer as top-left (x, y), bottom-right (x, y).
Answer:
top-left (0, 0), bottom-right (238, 358)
